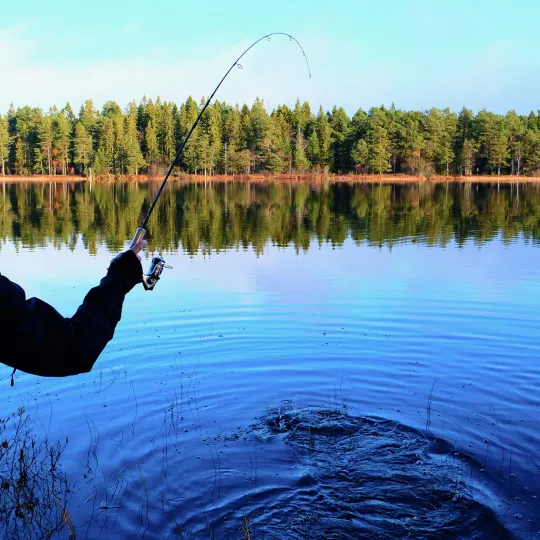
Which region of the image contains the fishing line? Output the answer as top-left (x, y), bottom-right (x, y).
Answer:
top-left (130, 32), bottom-right (311, 290)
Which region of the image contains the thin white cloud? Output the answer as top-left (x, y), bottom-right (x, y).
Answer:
top-left (1, 25), bottom-right (539, 116)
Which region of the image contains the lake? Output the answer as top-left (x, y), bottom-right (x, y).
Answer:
top-left (0, 180), bottom-right (539, 539)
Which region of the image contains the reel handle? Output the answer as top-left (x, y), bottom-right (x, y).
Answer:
top-left (130, 227), bottom-right (170, 291)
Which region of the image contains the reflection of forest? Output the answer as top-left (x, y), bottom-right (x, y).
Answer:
top-left (0, 181), bottom-right (539, 254)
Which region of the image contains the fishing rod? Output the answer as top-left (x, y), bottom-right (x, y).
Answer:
top-left (130, 32), bottom-right (311, 290)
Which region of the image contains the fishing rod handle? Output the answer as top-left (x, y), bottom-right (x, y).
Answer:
top-left (130, 227), bottom-right (147, 248)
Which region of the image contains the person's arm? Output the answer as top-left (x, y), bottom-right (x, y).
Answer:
top-left (0, 242), bottom-right (145, 378)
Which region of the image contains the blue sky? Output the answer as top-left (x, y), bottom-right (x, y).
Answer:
top-left (1, 0), bottom-right (539, 115)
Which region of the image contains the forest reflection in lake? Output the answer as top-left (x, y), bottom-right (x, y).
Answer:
top-left (0, 180), bottom-right (539, 254)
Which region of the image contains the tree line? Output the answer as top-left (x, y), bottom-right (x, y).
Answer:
top-left (1, 181), bottom-right (538, 255)
top-left (1, 98), bottom-right (540, 178)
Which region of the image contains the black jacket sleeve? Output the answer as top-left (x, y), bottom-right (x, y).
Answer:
top-left (0, 250), bottom-right (143, 378)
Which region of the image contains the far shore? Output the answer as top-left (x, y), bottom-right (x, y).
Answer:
top-left (1, 173), bottom-right (540, 185)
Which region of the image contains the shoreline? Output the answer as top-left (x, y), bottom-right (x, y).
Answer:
top-left (1, 173), bottom-right (540, 184)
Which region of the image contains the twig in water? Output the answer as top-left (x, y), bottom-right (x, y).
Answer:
top-left (242, 515), bottom-right (251, 540)
top-left (425, 380), bottom-right (437, 432)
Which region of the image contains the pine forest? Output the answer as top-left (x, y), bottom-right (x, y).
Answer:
top-left (1, 98), bottom-right (540, 178)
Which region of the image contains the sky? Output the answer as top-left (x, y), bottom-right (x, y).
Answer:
top-left (1, 0), bottom-right (540, 116)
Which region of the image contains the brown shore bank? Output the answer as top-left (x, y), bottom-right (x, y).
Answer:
top-left (1, 173), bottom-right (540, 184)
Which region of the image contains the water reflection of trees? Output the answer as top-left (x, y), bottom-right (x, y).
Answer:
top-left (0, 181), bottom-right (539, 255)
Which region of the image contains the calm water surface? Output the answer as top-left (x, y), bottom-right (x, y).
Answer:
top-left (0, 181), bottom-right (539, 538)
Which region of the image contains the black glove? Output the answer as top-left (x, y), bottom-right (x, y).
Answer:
top-left (108, 250), bottom-right (143, 292)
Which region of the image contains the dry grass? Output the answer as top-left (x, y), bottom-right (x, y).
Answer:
top-left (0, 175), bottom-right (85, 183)
top-left (241, 515), bottom-right (251, 539)
top-left (2, 173), bottom-right (540, 184)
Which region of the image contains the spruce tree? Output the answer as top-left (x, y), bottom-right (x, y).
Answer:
top-left (123, 104), bottom-right (145, 174)
top-left (523, 130), bottom-right (540, 175)
top-left (73, 122), bottom-right (93, 174)
top-left (178, 97), bottom-right (199, 172)
top-left (249, 98), bottom-right (270, 170)
top-left (315, 107), bottom-right (332, 171)
top-left (367, 125), bottom-right (391, 174)
top-left (92, 117), bottom-right (114, 175)
top-left (306, 131), bottom-right (321, 167)
top-left (159, 101), bottom-right (176, 167)
top-left (351, 139), bottom-right (368, 173)
top-left (329, 106), bottom-right (351, 172)
top-left (293, 129), bottom-right (310, 172)
top-left (144, 121), bottom-right (159, 173)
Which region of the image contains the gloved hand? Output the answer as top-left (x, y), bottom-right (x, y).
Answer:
top-left (131, 239), bottom-right (147, 261)
top-left (108, 240), bottom-right (147, 292)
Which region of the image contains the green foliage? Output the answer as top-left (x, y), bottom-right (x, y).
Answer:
top-left (367, 125), bottom-right (391, 174)
top-left (3, 100), bottom-right (540, 177)
top-left (0, 115), bottom-right (11, 175)
top-left (351, 139), bottom-right (368, 172)
top-left (73, 122), bottom-right (93, 173)
top-left (293, 129), bottom-right (310, 172)
top-left (53, 112), bottom-right (71, 175)
top-left (144, 121), bottom-right (159, 172)
top-left (306, 131), bottom-right (321, 166)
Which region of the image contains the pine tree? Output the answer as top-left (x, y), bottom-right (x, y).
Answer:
top-left (195, 132), bottom-right (210, 174)
top-left (178, 97), bottom-right (199, 172)
top-left (0, 115), bottom-right (11, 175)
top-left (73, 122), bottom-right (93, 174)
top-left (14, 137), bottom-right (25, 175)
top-left (351, 139), bottom-right (368, 173)
top-left (10, 107), bottom-right (33, 174)
top-left (120, 101), bottom-right (145, 175)
top-left (461, 139), bottom-right (479, 176)
top-left (523, 130), bottom-right (540, 175)
top-left (221, 105), bottom-right (242, 174)
top-left (315, 107), bottom-right (332, 171)
top-left (267, 151), bottom-right (286, 173)
top-left (159, 101), bottom-right (176, 167)
top-left (423, 108), bottom-right (443, 172)
top-left (306, 131), bottom-right (321, 167)
top-left (62, 103), bottom-right (76, 124)
top-left (78, 100), bottom-right (99, 142)
top-left (204, 104), bottom-right (222, 175)
top-left (293, 100), bottom-right (311, 134)
top-left (437, 109), bottom-right (457, 175)
top-left (53, 112), bottom-right (71, 174)
top-left (293, 129), bottom-right (310, 172)
top-left (367, 125), bottom-right (391, 174)
top-left (249, 98), bottom-right (270, 170)
top-left (144, 121), bottom-right (159, 173)
top-left (34, 114), bottom-right (53, 174)
top-left (455, 107), bottom-right (475, 175)
top-left (506, 111), bottom-right (525, 176)
top-left (92, 116), bottom-right (114, 175)
top-left (478, 111), bottom-right (509, 175)
top-left (123, 119), bottom-right (145, 174)
top-left (329, 106), bottom-right (351, 172)
top-left (395, 112), bottom-right (423, 174)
